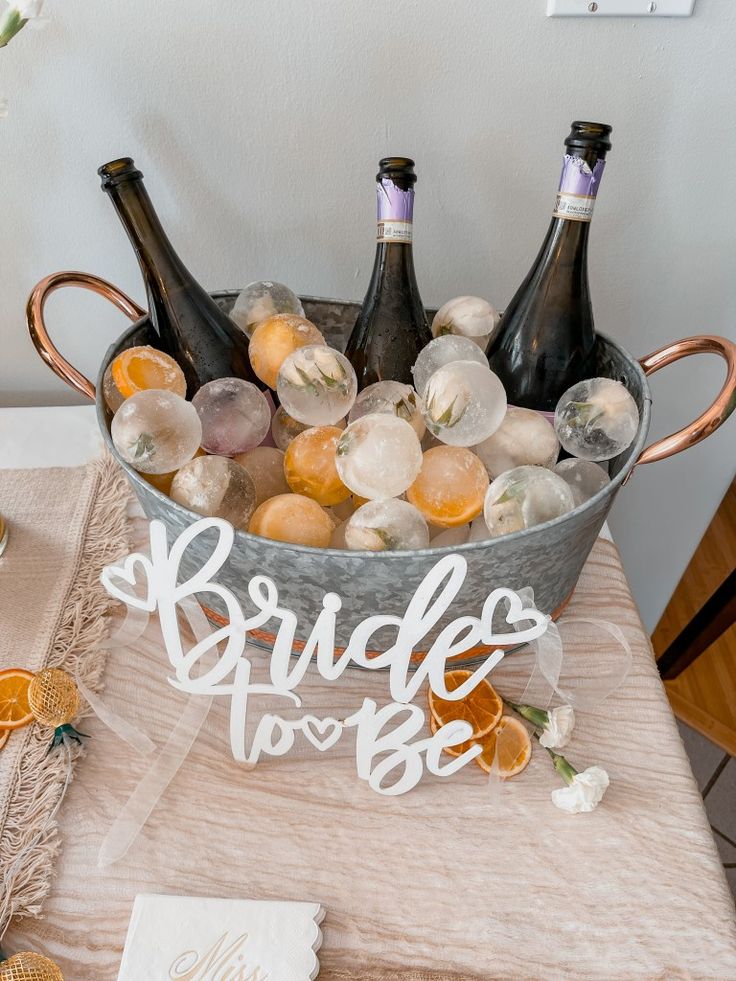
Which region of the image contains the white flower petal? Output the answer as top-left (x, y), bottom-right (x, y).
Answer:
top-left (539, 705), bottom-right (575, 749)
top-left (551, 766), bottom-right (609, 814)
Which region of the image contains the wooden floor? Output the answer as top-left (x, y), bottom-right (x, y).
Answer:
top-left (652, 480), bottom-right (736, 756)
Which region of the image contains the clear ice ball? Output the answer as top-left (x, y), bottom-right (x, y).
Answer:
top-left (277, 345), bottom-right (358, 426)
top-left (335, 415), bottom-right (423, 500)
top-left (230, 281), bottom-right (305, 338)
top-left (483, 465), bottom-right (575, 539)
top-left (475, 406), bottom-right (559, 478)
top-left (555, 377), bottom-right (639, 462)
top-left (431, 296), bottom-right (500, 350)
top-left (232, 445), bottom-right (290, 507)
top-left (170, 455), bottom-right (257, 530)
top-left (192, 378), bottom-right (271, 456)
top-left (554, 458), bottom-right (611, 507)
top-left (111, 389), bottom-right (202, 475)
top-left (412, 334), bottom-right (489, 398)
top-left (271, 406), bottom-right (310, 451)
top-left (422, 360), bottom-right (507, 447)
top-left (345, 498), bottom-right (429, 551)
top-left (348, 380), bottom-right (425, 439)
top-left (429, 524), bottom-right (470, 548)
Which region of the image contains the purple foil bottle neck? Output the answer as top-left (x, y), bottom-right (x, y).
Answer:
top-left (377, 177), bottom-right (414, 222)
top-left (558, 155), bottom-right (606, 197)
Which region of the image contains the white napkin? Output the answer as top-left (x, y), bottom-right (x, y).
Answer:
top-left (117, 893), bottom-right (325, 980)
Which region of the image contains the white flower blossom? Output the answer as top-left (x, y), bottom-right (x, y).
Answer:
top-left (425, 371), bottom-right (470, 430)
top-left (551, 765), bottom-right (609, 814)
top-left (539, 705), bottom-right (575, 749)
top-left (280, 346), bottom-right (347, 392)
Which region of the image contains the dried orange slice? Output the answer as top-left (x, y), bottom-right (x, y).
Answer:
top-left (429, 713), bottom-right (477, 757)
top-left (0, 729), bottom-right (10, 751)
top-left (0, 668), bottom-right (35, 730)
top-left (475, 715), bottom-right (531, 778)
top-left (428, 669), bottom-right (503, 739)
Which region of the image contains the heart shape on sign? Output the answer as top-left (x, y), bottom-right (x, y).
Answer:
top-left (301, 715), bottom-right (344, 752)
top-left (101, 552), bottom-right (156, 612)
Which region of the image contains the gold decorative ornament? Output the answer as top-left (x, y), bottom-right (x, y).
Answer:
top-left (0, 951), bottom-right (63, 981)
top-left (27, 669), bottom-right (87, 750)
top-left (27, 669), bottom-right (79, 728)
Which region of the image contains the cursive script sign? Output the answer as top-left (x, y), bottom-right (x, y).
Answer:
top-left (102, 517), bottom-right (549, 796)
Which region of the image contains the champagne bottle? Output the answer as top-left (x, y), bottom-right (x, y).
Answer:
top-left (345, 157), bottom-right (431, 388)
top-left (98, 157), bottom-right (261, 396)
top-left (486, 121), bottom-right (612, 412)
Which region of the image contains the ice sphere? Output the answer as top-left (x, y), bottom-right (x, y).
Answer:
top-left (170, 455), bottom-right (257, 530)
top-left (111, 389), bottom-right (202, 475)
top-left (555, 377), bottom-right (639, 462)
top-left (554, 458), bottom-right (610, 507)
top-left (271, 406), bottom-right (310, 451)
top-left (429, 524), bottom-right (471, 548)
top-left (277, 345), bottom-right (358, 426)
top-left (412, 334), bottom-right (488, 398)
top-left (232, 445), bottom-right (289, 506)
top-left (431, 296), bottom-right (500, 350)
top-left (329, 517), bottom-right (350, 549)
top-left (335, 415), bottom-right (422, 500)
top-left (422, 361), bottom-right (507, 447)
top-left (475, 406), bottom-right (560, 478)
top-left (348, 380), bottom-right (425, 439)
top-left (345, 499), bottom-right (429, 551)
top-left (468, 515), bottom-right (491, 542)
top-left (249, 493), bottom-right (335, 548)
top-left (483, 465), bottom-right (575, 539)
top-left (192, 378), bottom-right (271, 456)
top-left (406, 446), bottom-right (489, 528)
top-left (103, 345), bottom-right (187, 413)
top-left (230, 281), bottom-right (305, 338)
top-left (284, 425), bottom-right (350, 506)
top-left (249, 313), bottom-right (325, 389)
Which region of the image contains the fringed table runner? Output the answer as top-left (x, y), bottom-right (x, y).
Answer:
top-left (2, 461), bottom-right (736, 979)
top-left (0, 458), bottom-right (130, 933)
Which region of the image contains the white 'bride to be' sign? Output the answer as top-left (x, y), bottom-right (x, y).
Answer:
top-left (101, 517), bottom-right (549, 796)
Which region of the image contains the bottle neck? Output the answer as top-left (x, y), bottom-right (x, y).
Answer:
top-left (552, 152), bottom-right (606, 224)
top-left (376, 176), bottom-right (414, 246)
top-left (103, 178), bottom-right (190, 288)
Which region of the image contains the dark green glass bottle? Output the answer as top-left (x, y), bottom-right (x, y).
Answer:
top-left (486, 122), bottom-right (612, 412)
top-left (98, 158), bottom-right (262, 396)
top-left (344, 157), bottom-right (431, 388)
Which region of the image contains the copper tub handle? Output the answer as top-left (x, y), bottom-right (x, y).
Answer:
top-left (27, 271), bottom-right (146, 401)
top-left (631, 334), bottom-right (736, 475)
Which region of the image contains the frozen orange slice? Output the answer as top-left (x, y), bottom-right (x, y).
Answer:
top-left (111, 346), bottom-right (187, 402)
top-left (0, 668), bottom-right (35, 730)
top-left (428, 669), bottom-right (503, 739)
top-left (475, 715), bottom-right (531, 778)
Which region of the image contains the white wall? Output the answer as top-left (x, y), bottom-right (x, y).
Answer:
top-left (1, 0), bottom-right (734, 631)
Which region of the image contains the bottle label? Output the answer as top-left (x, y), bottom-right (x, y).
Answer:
top-left (553, 155), bottom-right (605, 222)
top-left (377, 177), bottom-right (414, 242)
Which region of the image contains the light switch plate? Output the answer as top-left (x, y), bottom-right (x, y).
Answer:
top-left (548, 0), bottom-right (694, 15)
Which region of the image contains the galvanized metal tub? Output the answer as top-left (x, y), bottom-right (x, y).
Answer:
top-left (28, 272), bottom-right (736, 660)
